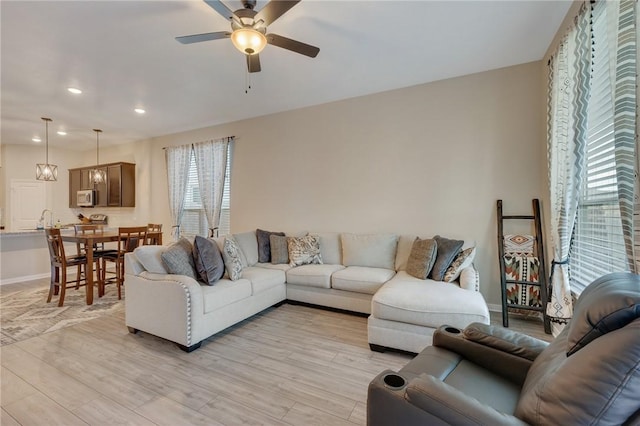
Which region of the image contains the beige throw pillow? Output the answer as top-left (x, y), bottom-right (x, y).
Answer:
top-left (406, 238), bottom-right (438, 280)
top-left (288, 235), bottom-right (323, 267)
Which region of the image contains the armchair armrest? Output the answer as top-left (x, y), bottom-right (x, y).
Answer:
top-left (405, 374), bottom-right (528, 426)
top-left (463, 323), bottom-right (548, 361)
top-left (433, 323), bottom-right (548, 385)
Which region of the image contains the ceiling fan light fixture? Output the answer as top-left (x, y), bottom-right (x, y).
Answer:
top-left (231, 27), bottom-right (266, 55)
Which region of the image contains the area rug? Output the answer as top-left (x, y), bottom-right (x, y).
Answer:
top-left (0, 283), bottom-right (123, 346)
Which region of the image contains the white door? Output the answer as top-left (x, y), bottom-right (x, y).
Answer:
top-left (10, 180), bottom-right (46, 230)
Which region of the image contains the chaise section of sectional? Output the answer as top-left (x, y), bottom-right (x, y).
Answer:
top-left (368, 269), bottom-right (490, 354)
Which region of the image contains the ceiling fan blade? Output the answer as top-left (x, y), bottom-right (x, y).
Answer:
top-left (247, 54), bottom-right (261, 73)
top-left (175, 31), bottom-right (231, 44)
top-left (204, 0), bottom-right (237, 21)
top-left (266, 33), bottom-right (319, 58)
top-left (255, 0), bottom-right (300, 27)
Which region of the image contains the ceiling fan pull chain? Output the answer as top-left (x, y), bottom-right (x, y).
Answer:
top-left (245, 68), bottom-right (252, 94)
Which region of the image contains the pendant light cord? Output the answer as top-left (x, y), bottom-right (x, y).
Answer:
top-left (93, 129), bottom-right (102, 166)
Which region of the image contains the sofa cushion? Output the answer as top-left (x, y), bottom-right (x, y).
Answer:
top-left (288, 235), bottom-right (323, 267)
top-left (372, 271), bottom-right (490, 329)
top-left (192, 236), bottom-right (225, 286)
top-left (341, 233), bottom-right (398, 270)
top-left (429, 235), bottom-right (464, 281)
top-left (443, 246), bottom-right (476, 283)
top-left (256, 262), bottom-right (292, 272)
top-left (160, 237), bottom-right (198, 280)
top-left (567, 272), bottom-right (640, 356)
top-left (233, 231), bottom-right (258, 267)
top-left (286, 264), bottom-right (345, 289)
top-left (202, 278), bottom-right (252, 313)
top-left (310, 232), bottom-right (342, 265)
top-left (134, 245), bottom-right (168, 274)
top-left (221, 236), bottom-right (244, 281)
top-left (256, 229), bottom-right (285, 263)
top-left (331, 266), bottom-right (395, 295)
top-left (406, 238), bottom-right (438, 280)
top-left (241, 266), bottom-right (286, 295)
top-left (270, 234), bottom-right (289, 264)
top-left (395, 234), bottom-right (419, 271)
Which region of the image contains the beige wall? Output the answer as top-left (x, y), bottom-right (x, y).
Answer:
top-left (1, 61), bottom-right (547, 305)
top-left (146, 60), bottom-right (547, 307)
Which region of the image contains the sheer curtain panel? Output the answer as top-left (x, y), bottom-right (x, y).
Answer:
top-left (193, 137), bottom-right (231, 237)
top-left (165, 145), bottom-right (192, 241)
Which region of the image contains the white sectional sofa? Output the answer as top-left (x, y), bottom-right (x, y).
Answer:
top-left (124, 230), bottom-right (490, 353)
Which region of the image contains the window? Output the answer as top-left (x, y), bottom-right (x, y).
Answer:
top-left (180, 143), bottom-right (232, 237)
top-left (569, 2), bottom-right (630, 293)
top-left (219, 143), bottom-right (232, 236)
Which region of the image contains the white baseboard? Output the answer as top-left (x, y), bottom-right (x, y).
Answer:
top-left (487, 303), bottom-right (502, 312)
top-left (0, 273), bottom-right (49, 286)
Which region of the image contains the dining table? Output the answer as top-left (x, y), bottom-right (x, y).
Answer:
top-left (61, 229), bottom-right (162, 305)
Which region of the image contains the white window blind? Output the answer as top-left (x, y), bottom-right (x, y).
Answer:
top-left (180, 141), bottom-right (232, 237)
top-left (218, 142), bottom-right (232, 236)
top-left (569, 2), bottom-right (629, 293)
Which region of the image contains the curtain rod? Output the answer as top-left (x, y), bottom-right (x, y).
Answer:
top-left (162, 136), bottom-right (234, 150)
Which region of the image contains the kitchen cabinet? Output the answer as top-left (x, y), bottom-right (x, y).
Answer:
top-left (107, 163), bottom-right (135, 207)
top-left (69, 162), bottom-right (135, 208)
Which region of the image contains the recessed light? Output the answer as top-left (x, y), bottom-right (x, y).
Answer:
top-left (134, 108), bottom-right (146, 114)
top-left (57, 131), bottom-right (67, 136)
top-left (32, 137), bottom-right (41, 142)
top-left (67, 87), bottom-right (82, 94)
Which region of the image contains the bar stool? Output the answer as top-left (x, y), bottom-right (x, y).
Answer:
top-left (45, 228), bottom-right (97, 307)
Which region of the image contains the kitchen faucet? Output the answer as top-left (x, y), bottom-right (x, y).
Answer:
top-left (40, 209), bottom-right (54, 228)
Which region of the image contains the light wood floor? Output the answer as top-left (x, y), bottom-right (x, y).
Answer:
top-left (1, 280), bottom-right (551, 426)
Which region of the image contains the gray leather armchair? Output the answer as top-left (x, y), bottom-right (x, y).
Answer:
top-left (367, 272), bottom-right (640, 426)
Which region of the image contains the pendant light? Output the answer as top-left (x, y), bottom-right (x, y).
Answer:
top-left (35, 117), bottom-right (58, 181)
top-left (89, 129), bottom-right (106, 184)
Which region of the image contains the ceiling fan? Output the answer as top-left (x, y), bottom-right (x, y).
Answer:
top-left (176, 0), bottom-right (319, 73)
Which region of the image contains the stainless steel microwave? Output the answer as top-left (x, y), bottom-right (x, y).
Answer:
top-left (77, 190), bottom-right (96, 207)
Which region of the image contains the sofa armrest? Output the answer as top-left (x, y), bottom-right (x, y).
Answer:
top-left (433, 324), bottom-right (545, 386)
top-left (125, 270), bottom-right (205, 348)
top-left (459, 265), bottom-right (480, 291)
top-left (405, 374), bottom-right (528, 426)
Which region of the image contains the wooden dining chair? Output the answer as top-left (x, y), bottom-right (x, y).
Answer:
top-left (101, 226), bottom-right (148, 299)
top-left (45, 228), bottom-right (96, 307)
top-left (146, 223), bottom-right (163, 245)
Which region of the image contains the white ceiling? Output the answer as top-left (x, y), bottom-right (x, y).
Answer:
top-left (1, 0), bottom-right (572, 151)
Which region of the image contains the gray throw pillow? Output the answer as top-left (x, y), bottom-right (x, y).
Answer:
top-left (429, 235), bottom-right (464, 281)
top-left (256, 228), bottom-right (285, 263)
top-left (161, 237), bottom-right (198, 279)
top-left (406, 238), bottom-right (438, 280)
top-left (270, 234), bottom-right (289, 264)
top-left (192, 235), bottom-right (225, 285)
